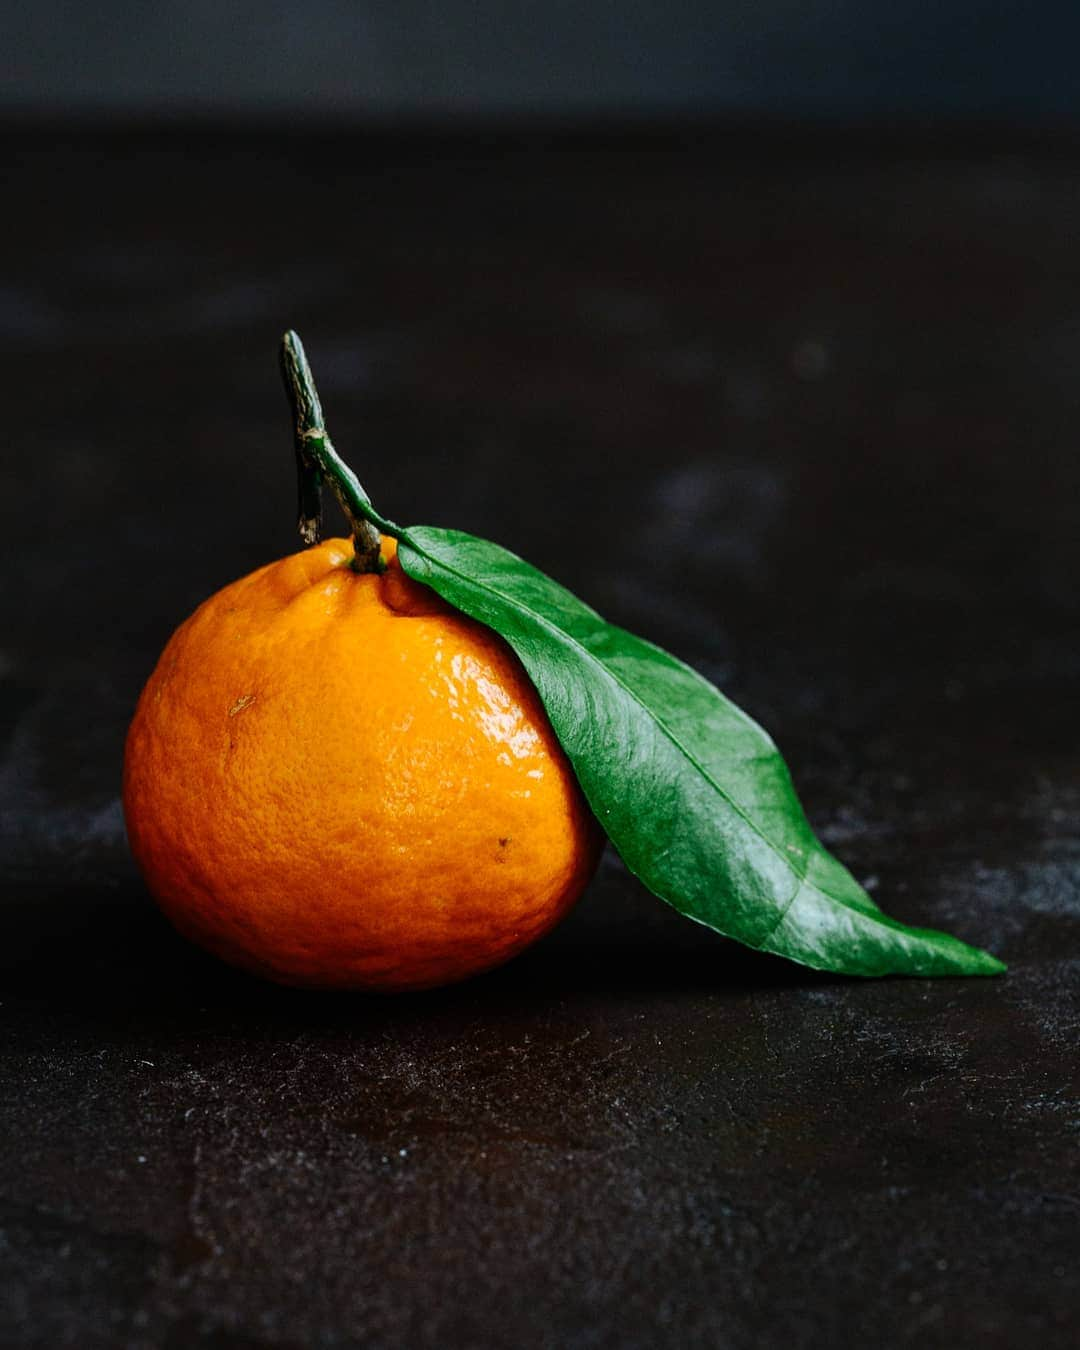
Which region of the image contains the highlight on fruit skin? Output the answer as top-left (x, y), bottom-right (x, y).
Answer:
top-left (123, 535), bottom-right (603, 991)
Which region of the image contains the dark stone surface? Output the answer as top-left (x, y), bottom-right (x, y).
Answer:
top-left (1, 128), bottom-right (1077, 1349)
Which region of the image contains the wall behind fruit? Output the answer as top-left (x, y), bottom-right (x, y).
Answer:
top-left (3, 0), bottom-right (1078, 123)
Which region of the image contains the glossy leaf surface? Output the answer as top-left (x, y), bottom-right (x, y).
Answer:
top-left (396, 526), bottom-right (1004, 978)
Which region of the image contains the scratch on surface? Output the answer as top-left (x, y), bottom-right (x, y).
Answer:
top-left (228, 694), bottom-right (255, 718)
top-left (594, 1042), bottom-right (635, 1070)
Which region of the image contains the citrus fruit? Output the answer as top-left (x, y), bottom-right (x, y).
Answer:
top-left (123, 532), bottom-right (602, 991)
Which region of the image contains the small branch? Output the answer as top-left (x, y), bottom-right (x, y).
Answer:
top-left (279, 330), bottom-right (386, 572)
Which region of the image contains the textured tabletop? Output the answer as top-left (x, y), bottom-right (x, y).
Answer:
top-left (1, 128), bottom-right (1078, 1349)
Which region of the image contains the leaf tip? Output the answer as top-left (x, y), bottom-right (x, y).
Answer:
top-left (973, 949), bottom-right (1007, 977)
top-left (947, 940), bottom-right (1007, 977)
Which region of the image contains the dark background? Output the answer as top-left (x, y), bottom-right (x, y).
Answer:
top-left (2, 6), bottom-right (1079, 1350)
top-left (4, 1), bottom-right (1080, 124)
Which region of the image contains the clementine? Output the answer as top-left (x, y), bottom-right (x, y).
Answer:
top-left (123, 534), bottom-right (602, 991)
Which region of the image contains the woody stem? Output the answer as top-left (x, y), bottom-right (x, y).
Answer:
top-left (279, 330), bottom-right (392, 573)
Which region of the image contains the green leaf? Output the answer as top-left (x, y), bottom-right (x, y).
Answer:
top-left (396, 526), bottom-right (1004, 979)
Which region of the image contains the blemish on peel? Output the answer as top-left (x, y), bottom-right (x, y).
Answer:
top-left (228, 694), bottom-right (256, 718)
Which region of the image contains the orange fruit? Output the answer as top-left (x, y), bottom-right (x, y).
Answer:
top-left (123, 535), bottom-right (602, 991)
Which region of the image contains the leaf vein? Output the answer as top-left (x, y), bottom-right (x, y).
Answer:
top-left (399, 532), bottom-right (817, 930)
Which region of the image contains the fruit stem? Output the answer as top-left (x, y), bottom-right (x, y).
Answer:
top-left (279, 330), bottom-right (398, 572)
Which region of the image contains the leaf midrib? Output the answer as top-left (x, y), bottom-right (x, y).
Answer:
top-left (401, 530), bottom-right (827, 941)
